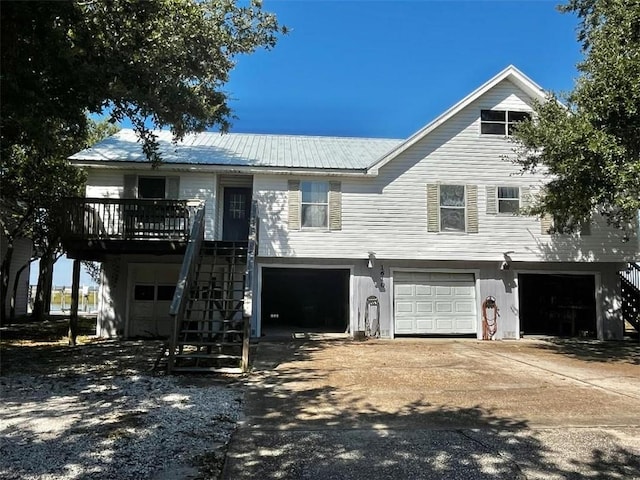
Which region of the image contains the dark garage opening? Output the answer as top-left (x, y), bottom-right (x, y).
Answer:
top-left (261, 268), bottom-right (349, 334)
top-left (519, 273), bottom-right (597, 337)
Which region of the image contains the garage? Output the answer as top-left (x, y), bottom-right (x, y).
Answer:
top-left (129, 263), bottom-right (179, 337)
top-left (394, 271), bottom-right (477, 335)
top-left (518, 273), bottom-right (597, 337)
top-left (261, 268), bottom-right (350, 334)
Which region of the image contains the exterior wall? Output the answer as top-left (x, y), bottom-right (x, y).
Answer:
top-left (85, 169), bottom-right (219, 240)
top-left (254, 79), bottom-right (637, 263)
top-left (255, 257), bottom-right (624, 341)
top-left (0, 235), bottom-right (32, 318)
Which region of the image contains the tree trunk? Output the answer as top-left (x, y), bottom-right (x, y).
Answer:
top-left (9, 261), bottom-right (31, 322)
top-left (31, 254), bottom-right (54, 321)
top-left (68, 259), bottom-right (80, 346)
top-left (0, 239), bottom-right (15, 325)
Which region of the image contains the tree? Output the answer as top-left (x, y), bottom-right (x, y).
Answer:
top-left (1, 1), bottom-right (285, 323)
top-left (511, 0), bottom-right (640, 232)
top-left (1, 0), bottom-right (285, 166)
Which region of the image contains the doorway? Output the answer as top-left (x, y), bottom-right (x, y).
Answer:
top-left (222, 187), bottom-right (251, 241)
top-left (261, 268), bottom-right (350, 335)
top-left (519, 273), bottom-right (597, 337)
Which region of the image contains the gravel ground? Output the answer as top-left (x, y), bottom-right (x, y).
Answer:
top-left (1, 321), bottom-right (244, 480)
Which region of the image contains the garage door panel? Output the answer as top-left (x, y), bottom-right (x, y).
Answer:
top-left (435, 286), bottom-right (452, 296)
top-left (415, 285), bottom-right (432, 296)
top-left (455, 300), bottom-right (475, 313)
top-left (416, 302), bottom-right (433, 313)
top-left (435, 301), bottom-right (453, 312)
top-left (396, 302), bottom-right (414, 314)
top-left (416, 318), bottom-right (434, 331)
top-left (396, 284), bottom-right (414, 296)
top-left (394, 272), bottom-right (477, 335)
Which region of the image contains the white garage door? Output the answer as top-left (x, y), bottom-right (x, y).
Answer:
top-left (394, 272), bottom-right (477, 335)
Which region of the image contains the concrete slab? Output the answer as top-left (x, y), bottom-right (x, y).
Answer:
top-left (223, 338), bottom-right (640, 479)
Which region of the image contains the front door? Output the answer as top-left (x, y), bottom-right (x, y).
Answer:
top-left (223, 187), bottom-right (251, 241)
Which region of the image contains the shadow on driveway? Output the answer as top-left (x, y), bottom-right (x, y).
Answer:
top-left (223, 338), bottom-right (640, 479)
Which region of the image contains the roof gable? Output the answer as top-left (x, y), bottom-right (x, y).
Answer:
top-left (366, 65), bottom-right (547, 175)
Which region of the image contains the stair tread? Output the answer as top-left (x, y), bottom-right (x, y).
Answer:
top-left (176, 341), bottom-right (243, 347)
top-left (175, 353), bottom-right (241, 360)
top-left (171, 367), bottom-right (244, 374)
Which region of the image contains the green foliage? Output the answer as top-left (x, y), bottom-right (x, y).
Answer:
top-left (1, 0), bottom-right (285, 166)
top-left (512, 0), bottom-right (640, 231)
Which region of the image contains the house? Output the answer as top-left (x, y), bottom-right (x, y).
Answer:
top-left (63, 66), bottom-right (639, 366)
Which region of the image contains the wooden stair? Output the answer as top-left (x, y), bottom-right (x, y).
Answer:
top-left (171, 241), bottom-right (249, 372)
top-left (620, 263), bottom-right (640, 335)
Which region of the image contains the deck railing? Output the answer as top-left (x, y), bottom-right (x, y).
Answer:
top-left (60, 198), bottom-right (199, 240)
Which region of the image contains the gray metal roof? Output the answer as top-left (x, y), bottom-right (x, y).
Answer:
top-left (70, 129), bottom-right (403, 170)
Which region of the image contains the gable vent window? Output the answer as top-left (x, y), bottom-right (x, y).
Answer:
top-left (481, 110), bottom-right (530, 136)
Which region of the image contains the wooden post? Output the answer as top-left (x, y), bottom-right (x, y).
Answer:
top-left (69, 259), bottom-right (81, 346)
top-left (241, 314), bottom-right (251, 372)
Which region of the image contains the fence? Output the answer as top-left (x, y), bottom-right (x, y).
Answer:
top-left (28, 285), bottom-right (99, 314)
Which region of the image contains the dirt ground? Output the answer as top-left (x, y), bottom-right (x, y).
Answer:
top-left (0, 316), bottom-right (243, 480)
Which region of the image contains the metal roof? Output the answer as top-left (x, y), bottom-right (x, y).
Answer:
top-left (70, 129), bottom-right (402, 171)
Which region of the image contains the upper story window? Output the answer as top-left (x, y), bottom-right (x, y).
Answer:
top-left (480, 110), bottom-right (531, 136)
top-left (138, 177), bottom-right (167, 199)
top-left (301, 181), bottom-right (329, 228)
top-left (440, 184), bottom-right (466, 232)
top-left (497, 186), bottom-right (520, 213)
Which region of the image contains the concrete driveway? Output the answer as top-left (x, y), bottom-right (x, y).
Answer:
top-left (223, 337), bottom-right (640, 479)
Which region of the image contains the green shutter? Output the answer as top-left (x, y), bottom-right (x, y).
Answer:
top-left (166, 176), bottom-right (180, 199)
top-left (427, 184), bottom-right (439, 232)
top-left (288, 180), bottom-right (301, 231)
top-left (466, 185), bottom-right (479, 233)
top-left (328, 181), bottom-right (342, 231)
top-left (486, 186), bottom-right (497, 215)
top-left (123, 174), bottom-right (137, 198)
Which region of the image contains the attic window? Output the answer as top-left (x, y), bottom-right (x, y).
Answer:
top-left (481, 110), bottom-right (530, 135)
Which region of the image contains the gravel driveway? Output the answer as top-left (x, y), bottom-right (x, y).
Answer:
top-left (1, 330), bottom-right (243, 480)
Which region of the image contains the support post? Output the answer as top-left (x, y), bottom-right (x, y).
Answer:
top-left (241, 314), bottom-right (250, 372)
top-left (69, 259), bottom-right (81, 346)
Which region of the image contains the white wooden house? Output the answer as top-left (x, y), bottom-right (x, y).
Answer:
top-left (64, 66), bottom-right (638, 356)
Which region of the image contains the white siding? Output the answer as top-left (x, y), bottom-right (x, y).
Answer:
top-left (255, 80), bottom-right (638, 263)
top-left (85, 169), bottom-right (218, 240)
top-left (0, 235), bottom-right (32, 317)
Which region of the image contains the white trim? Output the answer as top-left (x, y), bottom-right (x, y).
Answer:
top-left (367, 65), bottom-right (547, 175)
top-left (70, 160), bottom-right (370, 177)
top-left (256, 262), bottom-right (355, 338)
top-left (390, 267), bottom-right (482, 338)
top-left (125, 262), bottom-right (133, 338)
top-left (513, 269), bottom-right (602, 339)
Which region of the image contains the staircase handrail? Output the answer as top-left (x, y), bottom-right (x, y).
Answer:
top-left (168, 202), bottom-right (206, 373)
top-left (621, 262), bottom-right (640, 290)
top-left (241, 199), bottom-right (259, 372)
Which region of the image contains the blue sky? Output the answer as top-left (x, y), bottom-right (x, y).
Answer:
top-left (42, 0), bottom-right (583, 286)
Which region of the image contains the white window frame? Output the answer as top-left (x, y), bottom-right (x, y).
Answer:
top-left (497, 186), bottom-right (520, 214)
top-left (439, 184), bottom-right (466, 233)
top-left (300, 181), bottom-right (329, 229)
top-left (480, 110), bottom-right (530, 136)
